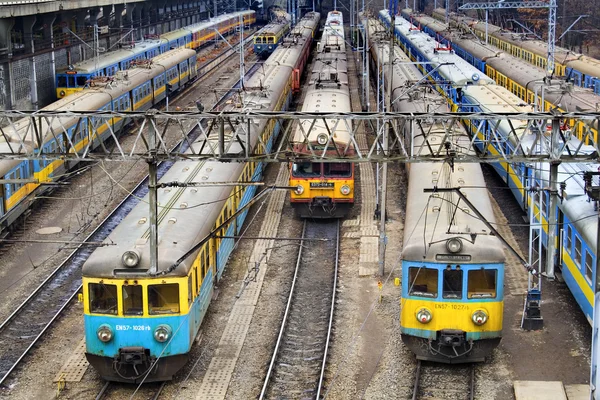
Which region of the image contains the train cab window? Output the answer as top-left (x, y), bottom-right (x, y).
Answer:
top-left (76, 76), bottom-right (87, 86)
top-left (585, 251), bottom-right (593, 282)
top-left (292, 162), bottom-right (321, 177)
top-left (57, 75), bottom-right (67, 87)
top-left (88, 283), bottom-right (118, 314)
top-left (408, 267), bottom-right (438, 298)
top-left (268, 36), bottom-right (275, 44)
top-left (323, 163), bottom-right (352, 177)
top-left (575, 236), bottom-right (582, 266)
top-left (148, 283), bottom-right (180, 314)
top-left (468, 269), bottom-right (497, 299)
top-left (122, 285), bottom-right (143, 315)
top-left (443, 267), bottom-right (463, 299)
top-left (68, 76), bottom-right (75, 87)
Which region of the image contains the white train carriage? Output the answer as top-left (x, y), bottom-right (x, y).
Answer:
top-left (367, 16), bottom-right (506, 363)
top-left (290, 10), bottom-right (354, 218)
top-left (82, 11), bottom-right (320, 383)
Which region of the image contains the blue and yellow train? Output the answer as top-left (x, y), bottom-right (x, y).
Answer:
top-left (380, 10), bottom-right (600, 327)
top-left (81, 11), bottom-right (321, 383)
top-left (429, 8), bottom-right (600, 94)
top-left (56, 10), bottom-right (255, 98)
top-left (400, 9), bottom-right (600, 145)
top-left (253, 8), bottom-right (291, 59)
top-left (0, 47), bottom-right (197, 233)
top-left (367, 15), bottom-right (505, 363)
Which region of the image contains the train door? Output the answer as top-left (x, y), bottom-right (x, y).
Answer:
top-left (556, 205), bottom-right (565, 274)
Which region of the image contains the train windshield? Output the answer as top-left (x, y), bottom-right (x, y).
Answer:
top-left (148, 283), bottom-right (180, 314)
top-left (323, 163), bottom-right (352, 178)
top-left (467, 269), bottom-right (497, 299)
top-left (122, 285), bottom-right (143, 315)
top-left (88, 283), bottom-right (118, 315)
top-left (292, 162), bottom-right (321, 177)
top-left (57, 75), bottom-right (67, 87)
top-left (443, 268), bottom-right (463, 299)
top-left (408, 267), bottom-right (438, 298)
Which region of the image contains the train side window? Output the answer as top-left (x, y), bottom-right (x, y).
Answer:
top-left (565, 225), bottom-right (572, 250)
top-left (443, 268), bottom-right (463, 299)
top-left (408, 267), bottom-right (438, 298)
top-left (292, 162), bottom-right (321, 177)
top-left (575, 236), bottom-right (582, 266)
top-left (122, 285), bottom-right (143, 315)
top-left (324, 163), bottom-right (352, 177)
top-left (188, 276), bottom-right (193, 306)
top-left (88, 283), bottom-right (118, 314)
top-left (148, 283), bottom-right (180, 314)
top-left (468, 269), bottom-right (496, 298)
top-left (585, 251), bottom-right (593, 282)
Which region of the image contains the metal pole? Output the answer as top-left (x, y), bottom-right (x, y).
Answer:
top-left (485, 10), bottom-right (488, 44)
top-left (545, 160), bottom-right (559, 279)
top-left (239, 14), bottom-right (244, 86)
top-left (148, 115), bottom-right (159, 274)
top-left (380, 7), bottom-right (395, 276)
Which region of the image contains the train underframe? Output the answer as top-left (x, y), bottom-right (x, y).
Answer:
top-left (401, 331), bottom-right (501, 363)
top-left (86, 350), bottom-right (189, 383)
top-left (292, 197), bottom-right (352, 218)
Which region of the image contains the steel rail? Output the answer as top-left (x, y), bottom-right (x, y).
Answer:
top-left (259, 220), bottom-right (307, 400)
top-left (317, 218), bottom-right (340, 399)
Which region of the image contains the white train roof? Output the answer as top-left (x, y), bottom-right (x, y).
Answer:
top-left (381, 11), bottom-right (494, 86)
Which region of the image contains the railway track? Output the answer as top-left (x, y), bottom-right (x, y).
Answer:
top-left (94, 380), bottom-right (166, 400)
top-left (0, 47), bottom-right (260, 386)
top-left (411, 360), bottom-right (475, 400)
top-left (260, 219), bottom-right (340, 399)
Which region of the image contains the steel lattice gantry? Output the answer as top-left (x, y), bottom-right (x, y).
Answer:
top-left (0, 110), bottom-right (598, 163)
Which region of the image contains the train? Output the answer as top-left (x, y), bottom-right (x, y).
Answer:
top-left (81, 11), bottom-right (321, 383)
top-left (0, 47), bottom-right (197, 234)
top-left (56, 10), bottom-right (256, 98)
top-left (253, 7), bottom-right (291, 59)
top-left (429, 8), bottom-right (600, 94)
top-left (380, 10), bottom-right (600, 325)
top-left (401, 9), bottom-right (600, 144)
top-left (366, 15), bottom-right (505, 363)
top-left (289, 10), bottom-right (355, 218)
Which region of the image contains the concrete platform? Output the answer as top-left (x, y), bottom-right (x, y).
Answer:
top-left (514, 381), bottom-right (589, 400)
top-left (564, 384), bottom-right (590, 400)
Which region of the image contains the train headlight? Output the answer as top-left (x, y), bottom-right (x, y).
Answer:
top-left (154, 324), bottom-right (172, 343)
top-left (317, 133), bottom-right (329, 145)
top-left (294, 185), bottom-right (304, 195)
top-left (472, 310), bottom-right (488, 326)
top-left (122, 250), bottom-right (141, 268)
top-left (340, 185), bottom-right (351, 195)
top-left (97, 324), bottom-right (113, 343)
top-left (416, 307), bottom-right (432, 324)
top-left (59, 90), bottom-right (66, 97)
top-left (446, 238), bottom-right (463, 253)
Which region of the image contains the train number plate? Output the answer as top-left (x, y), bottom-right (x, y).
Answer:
top-left (310, 182), bottom-right (334, 188)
